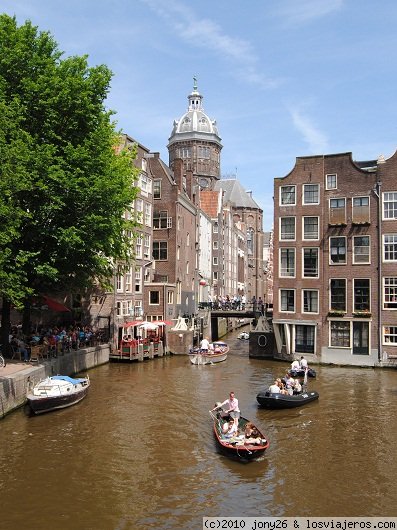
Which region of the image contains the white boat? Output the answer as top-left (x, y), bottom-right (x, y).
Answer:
top-left (188, 341), bottom-right (229, 365)
top-left (237, 331), bottom-right (249, 340)
top-left (26, 375), bottom-right (90, 415)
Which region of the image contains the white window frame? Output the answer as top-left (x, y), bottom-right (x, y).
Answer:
top-left (279, 248), bottom-right (296, 278)
top-left (383, 326), bottom-right (397, 346)
top-left (302, 247), bottom-right (319, 278)
top-left (326, 173), bottom-right (337, 190)
top-left (303, 183), bottom-right (320, 205)
top-left (302, 289), bottom-right (319, 314)
top-left (279, 289), bottom-right (296, 313)
top-left (383, 234), bottom-right (397, 262)
top-left (329, 236), bottom-right (347, 265)
top-left (383, 277), bottom-right (397, 310)
top-left (280, 185), bottom-right (296, 206)
top-left (280, 217), bottom-right (296, 241)
top-left (383, 192), bottom-right (397, 220)
top-left (329, 320), bottom-right (351, 348)
top-left (353, 235), bottom-right (370, 264)
top-left (135, 268), bottom-right (142, 293)
top-left (303, 216), bottom-right (319, 240)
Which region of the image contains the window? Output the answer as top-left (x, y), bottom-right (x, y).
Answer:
top-left (116, 271), bottom-right (123, 292)
top-left (167, 291), bottom-right (174, 305)
top-left (247, 228), bottom-right (254, 255)
top-left (330, 237), bottom-right (346, 264)
top-left (326, 173), bottom-right (337, 190)
top-left (353, 236), bottom-right (370, 264)
top-left (198, 146), bottom-right (210, 158)
top-left (143, 235), bottom-right (150, 259)
top-left (303, 217), bottom-right (319, 240)
top-left (116, 301), bottom-right (121, 316)
top-left (329, 198), bottom-right (346, 224)
top-left (303, 290), bottom-right (319, 313)
top-left (280, 289), bottom-right (295, 312)
top-left (213, 241), bottom-right (219, 249)
top-left (383, 192), bottom-right (397, 220)
top-left (135, 199), bottom-right (143, 222)
top-left (352, 196), bottom-right (370, 224)
top-left (135, 268), bottom-right (142, 293)
top-left (384, 326), bottom-right (397, 344)
top-left (139, 173), bottom-right (152, 194)
top-left (280, 185), bottom-right (296, 205)
top-left (153, 180), bottom-right (161, 199)
top-left (187, 233), bottom-right (190, 247)
top-left (280, 217), bottom-right (295, 240)
top-left (153, 211), bottom-right (171, 229)
top-left (280, 248), bottom-right (295, 277)
top-left (213, 222), bottom-right (218, 233)
top-left (354, 279), bottom-right (370, 311)
top-left (213, 271), bottom-right (218, 281)
top-left (383, 278), bottom-right (397, 309)
top-left (303, 248), bottom-right (319, 277)
top-left (149, 291), bottom-right (160, 305)
top-left (213, 257), bottom-right (218, 265)
top-left (153, 241), bottom-right (168, 260)
top-left (134, 301), bottom-right (143, 317)
top-left (330, 321), bottom-right (350, 347)
top-left (303, 184), bottom-right (319, 204)
top-left (135, 234), bottom-right (142, 259)
top-left (125, 267), bottom-right (132, 292)
top-left (295, 325), bottom-right (315, 353)
top-left (144, 203), bottom-right (151, 226)
top-left (384, 235), bottom-right (397, 262)
top-left (330, 279), bottom-right (346, 311)
top-left (186, 261), bottom-right (189, 274)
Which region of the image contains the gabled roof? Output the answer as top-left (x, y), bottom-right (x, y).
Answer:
top-left (214, 179), bottom-right (261, 209)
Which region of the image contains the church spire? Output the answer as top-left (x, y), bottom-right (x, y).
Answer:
top-left (188, 75), bottom-right (203, 111)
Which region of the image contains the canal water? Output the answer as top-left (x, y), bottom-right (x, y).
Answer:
top-left (2, 329), bottom-right (397, 530)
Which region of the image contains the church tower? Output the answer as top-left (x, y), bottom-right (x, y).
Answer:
top-left (167, 78), bottom-right (222, 190)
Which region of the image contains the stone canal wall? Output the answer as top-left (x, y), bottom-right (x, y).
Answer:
top-left (0, 343), bottom-right (110, 419)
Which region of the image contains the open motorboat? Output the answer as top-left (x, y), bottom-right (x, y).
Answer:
top-left (209, 408), bottom-right (269, 461)
top-left (237, 331), bottom-right (249, 340)
top-left (256, 389), bottom-right (319, 409)
top-left (26, 375), bottom-right (90, 415)
top-left (188, 341), bottom-right (229, 365)
top-left (288, 367), bottom-right (317, 378)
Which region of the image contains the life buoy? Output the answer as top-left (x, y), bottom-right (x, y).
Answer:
top-left (258, 335), bottom-right (267, 347)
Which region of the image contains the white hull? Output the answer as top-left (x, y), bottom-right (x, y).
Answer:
top-left (189, 351), bottom-right (228, 365)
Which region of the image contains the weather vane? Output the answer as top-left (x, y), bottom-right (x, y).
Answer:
top-left (193, 75), bottom-right (198, 91)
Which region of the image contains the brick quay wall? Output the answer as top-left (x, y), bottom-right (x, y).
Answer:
top-left (0, 343), bottom-right (110, 419)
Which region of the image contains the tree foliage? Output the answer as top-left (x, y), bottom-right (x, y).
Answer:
top-left (0, 15), bottom-right (139, 333)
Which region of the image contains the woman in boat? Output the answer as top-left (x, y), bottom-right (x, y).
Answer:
top-left (293, 379), bottom-right (302, 394)
top-left (284, 373), bottom-right (295, 395)
top-left (244, 423), bottom-right (261, 444)
top-left (222, 420), bottom-right (237, 438)
top-left (291, 359), bottom-right (300, 370)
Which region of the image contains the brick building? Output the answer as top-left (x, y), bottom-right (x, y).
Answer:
top-left (273, 150), bottom-right (397, 366)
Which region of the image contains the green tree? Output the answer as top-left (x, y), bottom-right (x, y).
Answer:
top-left (0, 15), bottom-right (139, 348)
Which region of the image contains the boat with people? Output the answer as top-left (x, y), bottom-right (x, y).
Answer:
top-left (188, 341), bottom-right (229, 365)
top-left (209, 407), bottom-right (269, 461)
top-left (26, 375), bottom-right (90, 415)
top-left (237, 331), bottom-right (249, 340)
top-left (256, 389), bottom-right (319, 409)
top-left (288, 367), bottom-right (317, 378)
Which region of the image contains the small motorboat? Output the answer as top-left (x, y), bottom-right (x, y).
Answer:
top-left (26, 375), bottom-right (90, 415)
top-left (209, 408), bottom-right (269, 461)
top-left (256, 389), bottom-right (319, 409)
top-left (288, 367), bottom-right (317, 378)
top-left (237, 332), bottom-right (249, 340)
top-left (189, 341), bottom-right (229, 365)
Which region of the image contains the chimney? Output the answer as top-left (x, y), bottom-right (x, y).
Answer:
top-left (173, 158), bottom-right (184, 191)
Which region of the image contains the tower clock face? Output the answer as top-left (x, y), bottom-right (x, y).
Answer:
top-left (199, 178), bottom-right (209, 188)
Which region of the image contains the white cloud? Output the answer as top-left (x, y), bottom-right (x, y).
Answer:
top-left (140, 0), bottom-right (278, 89)
top-left (290, 108), bottom-right (329, 154)
top-left (276, 0), bottom-right (344, 25)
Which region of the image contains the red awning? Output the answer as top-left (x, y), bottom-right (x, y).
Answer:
top-left (42, 296), bottom-right (71, 312)
top-left (155, 320), bottom-right (173, 326)
top-left (122, 321), bottom-right (142, 328)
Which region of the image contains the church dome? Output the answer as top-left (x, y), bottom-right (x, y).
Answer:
top-left (168, 79), bottom-right (222, 148)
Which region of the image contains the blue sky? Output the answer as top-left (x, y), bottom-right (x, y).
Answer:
top-left (3, 0), bottom-right (397, 230)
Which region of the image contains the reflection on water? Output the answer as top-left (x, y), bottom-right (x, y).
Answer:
top-left (1, 329), bottom-right (397, 529)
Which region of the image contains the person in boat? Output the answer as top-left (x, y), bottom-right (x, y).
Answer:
top-left (284, 373), bottom-right (296, 395)
top-left (200, 337), bottom-right (210, 352)
top-left (222, 419), bottom-right (238, 438)
top-left (212, 391), bottom-right (240, 427)
top-left (208, 342), bottom-right (215, 354)
top-left (300, 356), bottom-right (308, 370)
top-left (244, 422), bottom-right (261, 444)
top-left (293, 379), bottom-right (302, 394)
top-left (291, 359), bottom-right (300, 370)
top-left (269, 380), bottom-right (281, 393)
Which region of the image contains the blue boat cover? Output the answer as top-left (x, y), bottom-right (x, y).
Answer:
top-left (51, 375), bottom-right (86, 384)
